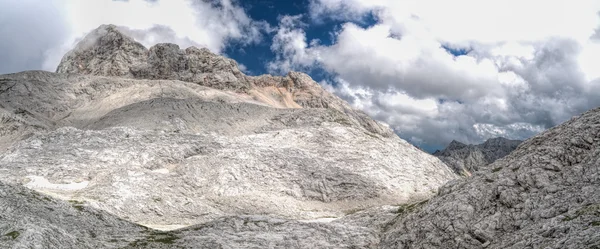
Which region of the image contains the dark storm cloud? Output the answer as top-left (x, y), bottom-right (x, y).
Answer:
top-left (0, 0), bottom-right (69, 74)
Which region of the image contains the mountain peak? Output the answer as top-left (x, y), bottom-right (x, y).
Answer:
top-left (447, 140), bottom-right (467, 150)
top-left (434, 137), bottom-right (522, 175)
top-left (56, 24), bottom-right (147, 76)
top-left (54, 24), bottom-right (394, 137)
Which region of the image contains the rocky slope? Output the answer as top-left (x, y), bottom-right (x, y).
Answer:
top-left (0, 181), bottom-right (146, 249)
top-left (381, 108), bottom-right (600, 248)
top-left (434, 137), bottom-right (522, 176)
top-left (0, 24), bottom-right (456, 231)
top-left (0, 179), bottom-right (399, 248)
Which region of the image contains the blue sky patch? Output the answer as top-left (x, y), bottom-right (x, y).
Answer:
top-left (441, 44), bottom-right (472, 57)
top-left (225, 0), bottom-right (378, 78)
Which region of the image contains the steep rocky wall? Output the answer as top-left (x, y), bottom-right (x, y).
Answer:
top-left (381, 108), bottom-right (600, 248)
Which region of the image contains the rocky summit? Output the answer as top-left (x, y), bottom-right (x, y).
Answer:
top-left (434, 137), bottom-right (522, 176)
top-left (1, 24), bottom-right (599, 249)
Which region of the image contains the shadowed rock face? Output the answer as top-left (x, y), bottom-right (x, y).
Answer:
top-left (434, 137), bottom-right (522, 175)
top-left (381, 108), bottom-right (600, 249)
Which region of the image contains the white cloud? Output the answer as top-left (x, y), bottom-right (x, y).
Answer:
top-left (271, 1), bottom-right (600, 148)
top-left (237, 63), bottom-right (248, 73)
top-left (36, 0), bottom-right (269, 72)
top-left (268, 15), bottom-right (313, 74)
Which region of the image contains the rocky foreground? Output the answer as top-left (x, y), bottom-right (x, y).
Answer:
top-left (1, 24), bottom-right (599, 248)
top-left (382, 108), bottom-right (600, 248)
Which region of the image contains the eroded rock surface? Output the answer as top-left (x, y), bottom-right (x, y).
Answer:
top-left (0, 180), bottom-right (396, 249)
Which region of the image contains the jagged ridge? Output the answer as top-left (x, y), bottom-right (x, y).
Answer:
top-left (434, 137), bottom-right (522, 175)
top-left (56, 24), bottom-right (392, 137)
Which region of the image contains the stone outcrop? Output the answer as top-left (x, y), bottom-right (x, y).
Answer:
top-left (434, 137), bottom-right (522, 175)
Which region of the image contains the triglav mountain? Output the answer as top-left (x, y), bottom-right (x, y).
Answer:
top-left (0, 24), bottom-right (455, 246)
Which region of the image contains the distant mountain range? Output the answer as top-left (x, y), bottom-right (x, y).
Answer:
top-left (433, 137), bottom-right (522, 176)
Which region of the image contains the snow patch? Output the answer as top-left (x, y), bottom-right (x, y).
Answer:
top-left (24, 176), bottom-right (89, 191)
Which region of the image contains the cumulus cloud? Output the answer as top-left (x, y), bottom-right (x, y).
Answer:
top-left (267, 15), bottom-right (313, 74)
top-left (272, 0), bottom-right (600, 148)
top-left (0, 0), bottom-right (269, 73)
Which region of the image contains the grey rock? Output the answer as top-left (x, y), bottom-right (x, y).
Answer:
top-left (434, 137), bottom-right (522, 175)
top-left (380, 107), bottom-right (600, 249)
top-left (0, 22), bottom-right (458, 245)
top-left (56, 24), bottom-right (147, 77)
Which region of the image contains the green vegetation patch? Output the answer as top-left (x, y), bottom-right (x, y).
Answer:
top-left (4, 231), bottom-right (20, 240)
top-left (333, 117), bottom-right (353, 126)
top-left (68, 200), bottom-right (85, 211)
top-left (395, 199), bottom-right (429, 215)
top-left (563, 203), bottom-right (600, 222)
top-left (344, 208), bottom-right (365, 215)
top-left (126, 231), bottom-right (180, 247)
top-left (147, 232), bottom-right (178, 244)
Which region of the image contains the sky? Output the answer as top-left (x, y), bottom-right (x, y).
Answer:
top-left (1, 0), bottom-right (600, 152)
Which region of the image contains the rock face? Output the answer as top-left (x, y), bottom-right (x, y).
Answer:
top-left (0, 24), bottom-right (456, 231)
top-left (434, 137), bottom-right (522, 175)
top-left (381, 108), bottom-right (600, 248)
